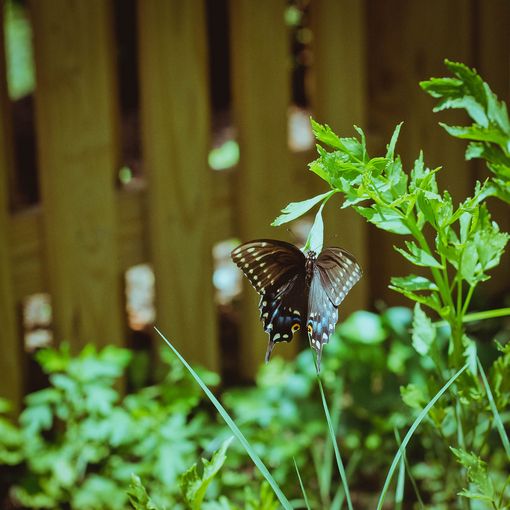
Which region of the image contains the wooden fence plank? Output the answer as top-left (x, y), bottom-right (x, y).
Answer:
top-left (367, 0), bottom-right (474, 307)
top-left (30, 0), bottom-right (124, 352)
top-left (475, 1), bottom-right (510, 298)
top-left (310, 0), bottom-right (370, 319)
top-left (137, 0), bottom-right (219, 372)
top-left (230, 0), bottom-right (296, 378)
top-left (0, 11), bottom-right (23, 413)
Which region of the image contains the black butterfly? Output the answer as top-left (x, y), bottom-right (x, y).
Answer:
top-left (231, 239), bottom-right (362, 371)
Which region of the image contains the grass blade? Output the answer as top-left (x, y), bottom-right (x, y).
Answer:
top-left (293, 458), bottom-right (311, 510)
top-left (155, 328), bottom-right (293, 510)
top-left (376, 363), bottom-right (468, 510)
top-left (394, 449), bottom-right (405, 510)
top-left (316, 372), bottom-right (353, 510)
top-left (477, 357), bottom-right (510, 461)
top-left (394, 428), bottom-right (425, 510)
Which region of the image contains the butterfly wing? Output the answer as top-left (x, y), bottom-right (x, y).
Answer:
top-left (231, 240), bottom-right (308, 361)
top-left (316, 247), bottom-right (362, 306)
top-left (307, 247), bottom-right (362, 371)
top-left (306, 266), bottom-right (339, 372)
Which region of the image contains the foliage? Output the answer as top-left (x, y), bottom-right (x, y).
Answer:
top-left (270, 60), bottom-right (510, 508)
top-left (2, 343), bottom-right (223, 510)
top-left (2, 61), bottom-right (510, 510)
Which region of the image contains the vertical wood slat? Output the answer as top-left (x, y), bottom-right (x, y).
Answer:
top-left (475, 1), bottom-right (510, 298)
top-left (30, 0), bottom-right (124, 352)
top-left (137, 0), bottom-right (219, 372)
top-left (0, 9), bottom-right (23, 413)
top-left (310, 0), bottom-right (370, 318)
top-left (366, 0), bottom-right (474, 306)
top-left (230, 0), bottom-right (295, 378)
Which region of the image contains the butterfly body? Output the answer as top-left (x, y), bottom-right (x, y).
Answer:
top-left (231, 239), bottom-right (362, 371)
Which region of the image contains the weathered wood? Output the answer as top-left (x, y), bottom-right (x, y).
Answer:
top-left (30, 0), bottom-right (124, 352)
top-left (0, 9), bottom-right (23, 413)
top-left (230, 0), bottom-right (296, 378)
top-left (366, 0), bottom-right (474, 306)
top-left (475, 1), bottom-right (510, 297)
top-left (310, 0), bottom-right (370, 320)
top-left (137, 0), bottom-right (219, 372)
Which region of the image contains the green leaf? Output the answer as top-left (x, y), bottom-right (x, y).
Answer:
top-left (441, 123), bottom-right (510, 148)
top-left (304, 201), bottom-right (326, 252)
top-left (390, 275), bottom-right (438, 291)
top-left (389, 286), bottom-right (444, 314)
top-left (354, 205), bottom-right (411, 235)
top-left (180, 436), bottom-right (234, 510)
top-left (272, 191), bottom-right (335, 226)
top-left (400, 383), bottom-right (427, 409)
top-left (394, 241), bottom-right (443, 268)
top-left (451, 448), bottom-right (494, 501)
top-left (421, 61), bottom-right (488, 126)
top-left (411, 304), bottom-right (436, 356)
top-left (311, 119), bottom-right (349, 151)
top-left (474, 223), bottom-right (509, 271)
top-left (385, 123), bottom-right (403, 160)
top-left (126, 474), bottom-right (162, 510)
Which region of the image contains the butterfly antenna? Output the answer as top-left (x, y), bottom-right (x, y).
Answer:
top-left (287, 228), bottom-right (301, 244)
top-left (311, 234), bottom-right (338, 253)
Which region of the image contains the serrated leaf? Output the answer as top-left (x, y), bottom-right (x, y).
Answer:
top-left (400, 383), bottom-right (427, 409)
top-left (126, 474), bottom-right (162, 510)
top-left (394, 241), bottom-right (443, 268)
top-left (451, 448), bottom-right (494, 501)
top-left (412, 303), bottom-right (436, 356)
top-left (391, 275), bottom-right (438, 291)
top-left (311, 119), bottom-right (348, 151)
top-left (441, 123), bottom-right (509, 148)
top-left (386, 123), bottom-right (402, 160)
top-left (272, 191), bottom-right (335, 226)
top-left (389, 286), bottom-right (444, 313)
top-left (180, 437), bottom-right (234, 510)
top-left (354, 205), bottom-right (411, 234)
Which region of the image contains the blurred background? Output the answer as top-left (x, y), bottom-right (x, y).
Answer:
top-left (1, 0), bottom-right (510, 412)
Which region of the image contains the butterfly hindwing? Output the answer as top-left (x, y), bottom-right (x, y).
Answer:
top-left (260, 273), bottom-right (308, 362)
top-left (307, 266), bottom-right (339, 372)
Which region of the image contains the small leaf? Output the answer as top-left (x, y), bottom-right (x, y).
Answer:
top-left (272, 191), bottom-right (335, 226)
top-left (412, 303), bottom-right (436, 356)
top-left (400, 383), bottom-right (427, 409)
top-left (304, 202), bottom-right (325, 252)
top-left (180, 436), bottom-right (234, 510)
top-left (394, 241), bottom-right (443, 268)
top-left (126, 474), bottom-right (162, 510)
top-left (451, 448), bottom-right (494, 501)
top-left (391, 275), bottom-right (438, 291)
top-left (354, 205), bottom-right (411, 235)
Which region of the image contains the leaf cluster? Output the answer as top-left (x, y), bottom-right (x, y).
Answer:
top-left (3, 343), bottom-right (222, 510)
top-left (421, 60), bottom-right (510, 205)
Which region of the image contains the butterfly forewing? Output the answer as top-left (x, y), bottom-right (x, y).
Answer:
top-left (231, 240), bottom-right (305, 296)
top-left (316, 247), bottom-right (362, 306)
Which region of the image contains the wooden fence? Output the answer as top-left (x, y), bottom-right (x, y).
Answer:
top-left (1, 0), bottom-right (510, 413)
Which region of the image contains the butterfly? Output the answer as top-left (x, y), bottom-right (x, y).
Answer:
top-left (231, 239), bottom-right (362, 371)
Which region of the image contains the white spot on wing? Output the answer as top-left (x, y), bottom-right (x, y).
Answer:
top-left (273, 333), bottom-right (281, 340)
